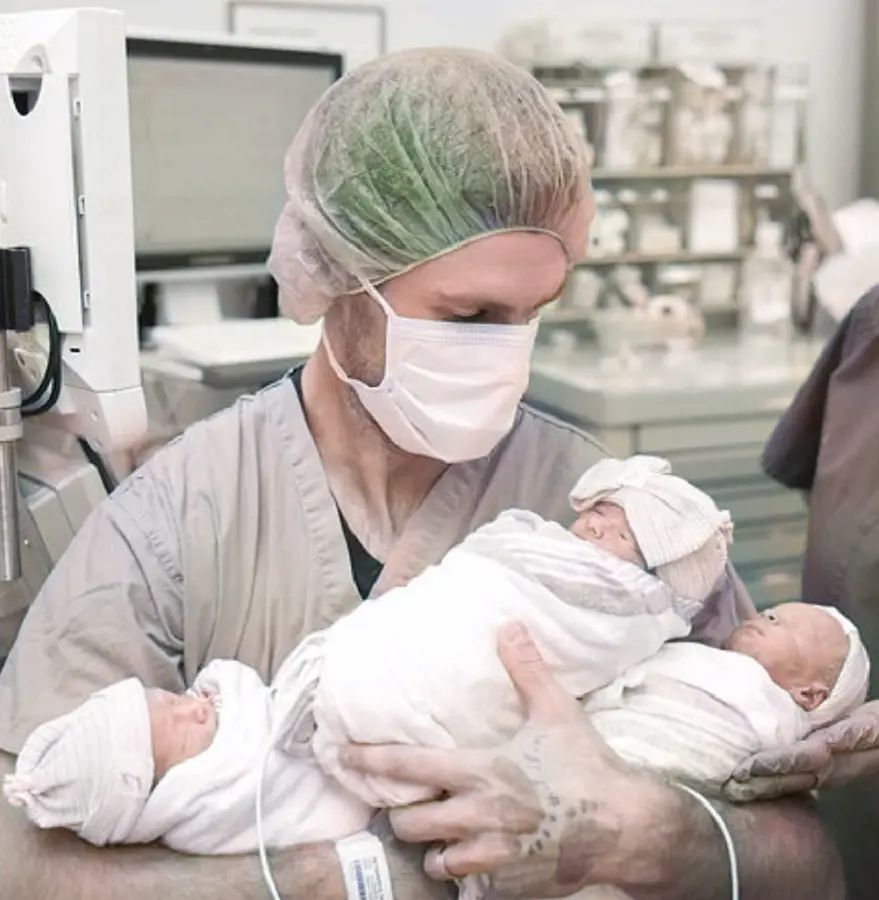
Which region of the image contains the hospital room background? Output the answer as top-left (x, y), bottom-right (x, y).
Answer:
top-left (2, 0), bottom-right (879, 896)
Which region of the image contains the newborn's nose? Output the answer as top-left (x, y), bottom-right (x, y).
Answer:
top-left (178, 695), bottom-right (213, 724)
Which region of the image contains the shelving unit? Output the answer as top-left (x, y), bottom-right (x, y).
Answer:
top-left (534, 61), bottom-right (807, 335)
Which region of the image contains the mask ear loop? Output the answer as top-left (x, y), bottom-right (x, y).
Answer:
top-left (322, 274), bottom-right (397, 388)
top-left (356, 275), bottom-right (395, 317)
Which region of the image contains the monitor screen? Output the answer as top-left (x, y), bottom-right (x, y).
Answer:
top-left (127, 38), bottom-right (341, 272)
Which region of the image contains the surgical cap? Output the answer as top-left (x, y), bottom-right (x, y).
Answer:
top-left (269, 47), bottom-right (593, 324)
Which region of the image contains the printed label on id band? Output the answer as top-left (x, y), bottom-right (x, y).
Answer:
top-left (344, 855), bottom-right (388, 900)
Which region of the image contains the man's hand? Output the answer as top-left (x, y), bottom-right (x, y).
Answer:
top-left (726, 700), bottom-right (879, 802)
top-left (341, 622), bottom-right (673, 898)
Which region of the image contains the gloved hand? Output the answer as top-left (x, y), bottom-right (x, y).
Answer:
top-left (725, 700), bottom-right (879, 802)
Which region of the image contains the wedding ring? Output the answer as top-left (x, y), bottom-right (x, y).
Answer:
top-left (434, 846), bottom-right (453, 880)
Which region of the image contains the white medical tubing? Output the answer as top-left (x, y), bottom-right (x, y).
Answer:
top-left (676, 782), bottom-right (740, 900)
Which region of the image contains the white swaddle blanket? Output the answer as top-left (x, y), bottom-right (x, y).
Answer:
top-left (127, 659), bottom-right (372, 854)
top-left (562, 629), bottom-right (869, 900)
top-left (128, 508), bottom-right (702, 854)
top-left (290, 509), bottom-right (701, 807)
top-left (585, 642), bottom-right (810, 793)
top-left (547, 644), bottom-right (815, 900)
top-left (0, 505), bottom-right (707, 858)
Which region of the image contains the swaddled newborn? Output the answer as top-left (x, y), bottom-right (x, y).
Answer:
top-left (585, 602), bottom-right (870, 793)
top-left (4, 454), bottom-right (735, 855)
top-left (2, 659), bottom-right (370, 851)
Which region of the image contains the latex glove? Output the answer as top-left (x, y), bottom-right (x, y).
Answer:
top-left (340, 622), bottom-right (668, 899)
top-left (725, 700), bottom-right (879, 802)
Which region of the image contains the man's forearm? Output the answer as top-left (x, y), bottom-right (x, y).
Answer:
top-left (614, 779), bottom-right (844, 900)
top-left (0, 775), bottom-right (342, 900)
top-left (0, 752), bottom-right (448, 900)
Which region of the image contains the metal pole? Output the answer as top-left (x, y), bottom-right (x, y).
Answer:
top-left (0, 336), bottom-right (22, 582)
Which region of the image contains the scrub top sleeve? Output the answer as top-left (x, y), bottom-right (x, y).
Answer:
top-left (764, 286), bottom-right (879, 494)
top-left (0, 466), bottom-right (187, 755)
top-left (762, 304), bottom-right (855, 491)
top-left (689, 561), bottom-right (757, 647)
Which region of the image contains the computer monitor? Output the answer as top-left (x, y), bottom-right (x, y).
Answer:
top-left (126, 35), bottom-right (342, 276)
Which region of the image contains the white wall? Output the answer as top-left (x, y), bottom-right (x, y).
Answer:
top-left (3, 0), bottom-right (866, 207)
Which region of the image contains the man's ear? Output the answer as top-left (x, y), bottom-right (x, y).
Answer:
top-left (792, 683), bottom-right (830, 711)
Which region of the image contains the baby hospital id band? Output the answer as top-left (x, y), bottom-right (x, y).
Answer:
top-left (335, 832), bottom-right (395, 900)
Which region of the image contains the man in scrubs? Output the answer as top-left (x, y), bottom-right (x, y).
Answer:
top-left (0, 48), bottom-right (847, 899)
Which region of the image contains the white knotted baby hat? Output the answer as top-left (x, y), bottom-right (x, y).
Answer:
top-left (570, 455), bottom-right (733, 602)
top-left (808, 606), bottom-right (871, 729)
top-left (2, 677), bottom-right (154, 846)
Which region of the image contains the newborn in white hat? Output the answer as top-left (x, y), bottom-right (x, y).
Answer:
top-left (2, 678), bottom-right (217, 846)
top-left (569, 454), bottom-right (734, 601)
top-left (727, 602), bottom-right (870, 727)
top-left (2, 658), bottom-right (368, 854)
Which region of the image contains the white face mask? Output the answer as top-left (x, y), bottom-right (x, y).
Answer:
top-left (323, 280), bottom-right (539, 463)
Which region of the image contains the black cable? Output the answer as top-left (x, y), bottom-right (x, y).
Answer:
top-left (22, 290), bottom-right (62, 416)
top-left (21, 292), bottom-right (55, 403)
top-left (77, 436), bottom-right (117, 494)
top-left (18, 290), bottom-right (117, 494)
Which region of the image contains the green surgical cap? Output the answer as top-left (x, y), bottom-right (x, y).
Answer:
top-left (269, 47), bottom-right (592, 324)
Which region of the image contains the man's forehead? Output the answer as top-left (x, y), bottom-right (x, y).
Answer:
top-left (433, 270), bottom-right (568, 308)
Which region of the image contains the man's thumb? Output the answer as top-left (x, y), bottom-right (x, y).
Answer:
top-left (497, 621), bottom-right (580, 725)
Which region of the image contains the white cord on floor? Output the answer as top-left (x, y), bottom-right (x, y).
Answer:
top-left (675, 783), bottom-right (740, 900)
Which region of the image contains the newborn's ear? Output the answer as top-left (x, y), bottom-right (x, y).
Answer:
top-left (792, 684), bottom-right (830, 712)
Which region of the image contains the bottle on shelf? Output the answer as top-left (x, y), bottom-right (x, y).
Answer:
top-left (738, 217), bottom-right (794, 345)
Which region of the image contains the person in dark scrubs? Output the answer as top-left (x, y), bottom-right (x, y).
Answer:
top-left (729, 284), bottom-right (879, 900)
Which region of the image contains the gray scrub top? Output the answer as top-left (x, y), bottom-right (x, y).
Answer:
top-left (0, 376), bottom-right (753, 754)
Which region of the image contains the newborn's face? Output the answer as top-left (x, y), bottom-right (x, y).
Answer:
top-left (570, 501), bottom-right (645, 567)
top-left (147, 689), bottom-right (218, 781)
top-left (726, 603), bottom-right (848, 711)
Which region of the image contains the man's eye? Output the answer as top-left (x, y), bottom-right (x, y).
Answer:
top-left (450, 310), bottom-right (488, 323)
